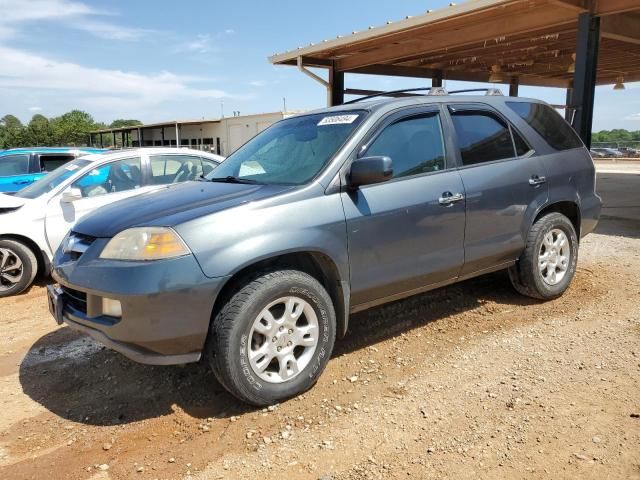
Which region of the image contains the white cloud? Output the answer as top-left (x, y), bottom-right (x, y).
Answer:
top-left (224, 29), bottom-right (235, 35)
top-left (0, 0), bottom-right (145, 41)
top-left (0, 46), bottom-right (230, 110)
top-left (248, 80), bottom-right (267, 88)
top-left (625, 113), bottom-right (640, 121)
top-left (28, 106), bottom-right (42, 112)
top-left (178, 34), bottom-right (215, 54)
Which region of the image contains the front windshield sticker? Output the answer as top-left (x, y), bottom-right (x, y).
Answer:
top-left (317, 114), bottom-right (359, 126)
top-left (65, 164), bottom-right (80, 171)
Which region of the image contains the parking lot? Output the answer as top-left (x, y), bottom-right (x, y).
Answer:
top-left (0, 165), bottom-right (638, 480)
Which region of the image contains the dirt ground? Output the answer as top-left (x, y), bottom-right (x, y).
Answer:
top-left (1, 171), bottom-right (639, 480)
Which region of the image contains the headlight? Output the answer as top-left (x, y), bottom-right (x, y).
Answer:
top-left (99, 227), bottom-right (190, 261)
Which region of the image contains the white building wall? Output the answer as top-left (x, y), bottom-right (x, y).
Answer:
top-left (123, 111), bottom-right (303, 154)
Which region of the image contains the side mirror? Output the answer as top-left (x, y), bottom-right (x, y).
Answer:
top-left (61, 187), bottom-right (82, 203)
top-left (349, 156), bottom-right (393, 188)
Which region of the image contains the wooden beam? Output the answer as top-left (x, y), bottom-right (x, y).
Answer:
top-left (594, 0), bottom-right (640, 16)
top-left (601, 13), bottom-right (640, 45)
top-left (546, 0), bottom-right (588, 12)
top-left (335, 8), bottom-right (577, 71)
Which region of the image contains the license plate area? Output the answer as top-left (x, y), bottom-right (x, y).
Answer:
top-left (47, 285), bottom-right (65, 325)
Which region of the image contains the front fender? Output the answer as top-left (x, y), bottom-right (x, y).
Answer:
top-left (175, 191), bottom-right (349, 282)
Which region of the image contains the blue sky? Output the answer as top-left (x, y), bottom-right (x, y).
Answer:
top-left (0, 0), bottom-right (638, 130)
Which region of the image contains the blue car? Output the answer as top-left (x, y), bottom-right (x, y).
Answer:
top-left (0, 147), bottom-right (107, 194)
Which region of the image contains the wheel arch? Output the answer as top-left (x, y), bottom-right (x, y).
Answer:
top-left (533, 200), bottom-right (581, 238)
top-left (0, 234), bottom-right (48, 277)
top-left (210, 250), bottom-right (349, 339)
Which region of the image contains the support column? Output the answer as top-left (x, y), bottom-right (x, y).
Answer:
top-left (329, 67), bottom-right (344, 106)
top-left (112, 131), bottom-right (116, 148)
top-left (161, 126), bottom-right (165, 147)
top-left (432, 70), bottom-right (443, 88)
top-left (88, 133), bottom-right (92, 147)
top-left (121, 131), bottom-right (125, 149)
top-left (565, 87), bottom-right (574, 122)
top-left (509, 77), bottom-right (519, 97)
top-left (138, 128), bottom-right (143, 147)
top-left (99, 133), bottom-right (103, 148)
top-left (572, 12), bottom-right (600, 148)
top-left (175, 123), bottom-right (180, 148)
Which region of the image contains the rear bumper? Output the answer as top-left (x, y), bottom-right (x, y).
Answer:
top-left (51, 246), bottom-right (228, 365)
top-left (580, 193), bottom-right (602, 238)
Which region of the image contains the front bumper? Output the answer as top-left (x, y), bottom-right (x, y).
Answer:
top-left (50, 239), bottom-right (228, 365)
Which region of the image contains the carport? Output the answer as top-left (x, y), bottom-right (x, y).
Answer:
top-left (269, 0), bottom-right (640, 147)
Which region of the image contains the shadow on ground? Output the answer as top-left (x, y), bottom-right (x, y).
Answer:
top-left (19, 269), bottom-right (535, 427)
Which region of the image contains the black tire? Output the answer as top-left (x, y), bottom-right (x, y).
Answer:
top-left (508, 212), bottom-right (578, 300)
top-left (207, 269), bottom-right (336, 406)
top-left (0, 239), bottom-right (38, 298)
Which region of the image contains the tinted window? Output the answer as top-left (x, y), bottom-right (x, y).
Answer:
top-left (513, 129), bottom-right (531, 156)
top-left (0, 154), bottom-right (30, 176)
top-left (150, 154), bottom-right (205, 184)
top-left (507, 101), bottom-right (583, 150)
top-left (366, 113), bottom-right (446, 178)
top-left (450, 111), bottom-right (515, 166)
top-left (40, 154), bottom-right (74, 172)
top-left (71, 157), bottom-right (142, 197)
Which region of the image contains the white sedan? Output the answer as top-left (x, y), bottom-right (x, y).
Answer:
top-left (0, 148), bottom-right (223, 297)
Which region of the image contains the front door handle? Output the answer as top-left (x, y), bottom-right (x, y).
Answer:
top-left (439, 192), bottom-right (465, 206)
top-left (529, 175), bottom-right (547, 186)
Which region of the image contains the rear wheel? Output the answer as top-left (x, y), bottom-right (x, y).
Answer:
top-left (508, 212), bottom-right (578, 300)
top-left (207, 269), bottom-right (336, 406)
top-left (0, 239), bottom-right (38, 298)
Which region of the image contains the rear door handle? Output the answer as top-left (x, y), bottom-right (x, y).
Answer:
top-left (529, 175), bottom-right (547, 186)
top-left (439, 192), bottom-right (465, 206)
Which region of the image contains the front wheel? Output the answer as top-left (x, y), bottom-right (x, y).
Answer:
top-left (509, 212), bottom-right (579, 300)
top-left (0, 239), bottom-right (38, 298)
top-left (207, 269), bottom-right (336, 406)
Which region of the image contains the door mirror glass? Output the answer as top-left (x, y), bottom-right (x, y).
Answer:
top-left (61, 187), bottom-right (82, 203)
top-left (349, 156), bottom-right (393, 188)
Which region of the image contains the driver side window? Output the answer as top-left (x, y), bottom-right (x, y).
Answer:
top-left (365, 112), bottom-right (446, 179)
top-left (71, 157), bottom-right (142, 198)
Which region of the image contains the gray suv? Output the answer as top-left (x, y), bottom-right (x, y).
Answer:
top-left (48, 90), bottom-right (601, 406)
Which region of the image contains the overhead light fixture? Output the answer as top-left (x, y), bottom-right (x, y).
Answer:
top-left (567, 53), bottom-right (576, 73)
top-left (613, 76), bottom-right (625, 90)
top-left (489, 64), bottom-right (505, 83)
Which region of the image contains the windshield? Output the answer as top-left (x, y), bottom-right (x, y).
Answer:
top-left (206, 111), bottom-right (366, 185)
top-left (15, 158), bottom-right (92, 199)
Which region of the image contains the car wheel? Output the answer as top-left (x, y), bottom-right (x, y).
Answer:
top-left (0, 239), bottom-right (38, 298)
top-left (508, 212), bottom-right (578, 300)
top-left (207, 269), bottom-right (336, 406)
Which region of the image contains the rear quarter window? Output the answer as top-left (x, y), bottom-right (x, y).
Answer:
top-left (506, 101), bottom-right (583, 151)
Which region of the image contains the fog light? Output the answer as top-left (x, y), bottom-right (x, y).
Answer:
top-left (102, 297), bottom-right (122, 317)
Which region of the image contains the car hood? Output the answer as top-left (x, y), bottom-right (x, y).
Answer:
top-left (0, 192), bottom-right (27, 208)
top-left (73, 181), bottom-right (295, 238)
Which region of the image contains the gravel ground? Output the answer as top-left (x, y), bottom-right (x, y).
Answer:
top-left (0, 180), bottom-right (639, 479)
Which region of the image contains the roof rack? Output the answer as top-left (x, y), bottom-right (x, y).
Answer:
top-left (343, 87), bottom-right (504, 104)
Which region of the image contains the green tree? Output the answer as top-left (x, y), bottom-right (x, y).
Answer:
top-left (0, 115), bottom-right (26, 148)
top-left (109, 119), bottom-right (142, 128)
top-left (26, 114), bottom-right (54, 146)
top-left (51, 110), bottom-right (95, 146)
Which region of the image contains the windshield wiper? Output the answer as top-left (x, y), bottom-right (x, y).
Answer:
top-left (208, 176), bottom-right (259, 184)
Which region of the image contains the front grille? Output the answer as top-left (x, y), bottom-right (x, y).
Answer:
top-left (62, 286), bottom-right (87, 313)
top-left (65, 232), bottom-right (96, 260)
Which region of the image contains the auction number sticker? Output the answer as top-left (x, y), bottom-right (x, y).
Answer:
top-left (317, 114), bottom-right (359, 126)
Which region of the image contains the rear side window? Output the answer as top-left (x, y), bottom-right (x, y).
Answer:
top-left (506, 101), bottom-right (583, 150)
top-left (450, 111), bottom-right (515, 166)
top-left (0, 154), bottom-right (30, 176)
top-left (40, 154), bottom-right (75, 172)
top-left (366, 112), bottom-right (446, 178)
